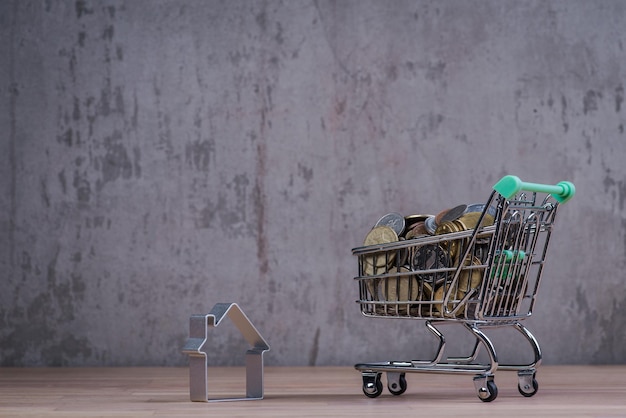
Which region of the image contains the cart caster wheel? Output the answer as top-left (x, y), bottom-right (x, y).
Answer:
top-left (362, 373), bottom-right (383, 398)
top-left (518, 372), bottom-right (539, 397)
top-left (387, 373), bottom-right (407, 396)
top-left (477, 379), bottom-right (498, 402)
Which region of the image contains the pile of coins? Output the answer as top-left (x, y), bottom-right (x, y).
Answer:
top-left (360, 204), bottom-right (496, 318)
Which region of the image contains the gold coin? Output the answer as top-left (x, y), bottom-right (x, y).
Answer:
top-left (381, 267), bottom-right (419, 302)
top-left (405, 221), bottom-right (428, 239)
top-left (421, 282), bottom-right (434, 300)
top-left (418, 281), bottom-right (434, 316)
top-left (363, 277), bottom-right (380, 301)
top-left (363, 226), bottom-right (398, 269)
top-left (435, 220), bottom-right (463, 235)
top-left (405, 214), bottom-right (431, 222)
top-left (457, 257), bottom-right (483, 298)
top-left (405, 214), bottom-right (431, 229)
top-left (363, 262), bottom-right (387, 276)
top-left (433, 285), bottom-right (456, 317)
top-left (457, 212), bottom-right (495, 229)
top-left (364, 225), bottom-right (398, 246)
top-left (435, 220), bottom-right (468, 262)
top-left (432, 257), bottom-right (484, 318)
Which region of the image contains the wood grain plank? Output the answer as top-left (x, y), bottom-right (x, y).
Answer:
top-left (1, 366), bottom-right (625, 417)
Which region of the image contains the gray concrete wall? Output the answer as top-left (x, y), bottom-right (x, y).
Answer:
top-left (1, 0), bottom-right (625, 366)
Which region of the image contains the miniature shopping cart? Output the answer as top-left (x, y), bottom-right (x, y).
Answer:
top-left (352, 175), bottom-right (575, 402)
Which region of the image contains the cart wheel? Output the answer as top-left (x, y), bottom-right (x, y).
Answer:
top-left (477, 380), bottom-right (498, 402)
top-left (518, 377), bottom-right (539, 397)
top-left (387, 373), bottom-right (407, 396)
top-left (362, 373), bottom-right (383, 398)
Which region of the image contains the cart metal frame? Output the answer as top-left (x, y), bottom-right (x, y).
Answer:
top-left (352, 176), bottom-right (575, 402)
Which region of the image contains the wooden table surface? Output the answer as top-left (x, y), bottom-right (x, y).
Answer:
top-left (1, 366), bottom-right (625, 417)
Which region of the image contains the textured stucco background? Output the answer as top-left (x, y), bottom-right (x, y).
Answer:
top-left (1, 0), bottom-right (625, 367)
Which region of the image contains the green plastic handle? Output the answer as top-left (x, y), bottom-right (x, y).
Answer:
top-left (493, 175), bottom-right (576, 203)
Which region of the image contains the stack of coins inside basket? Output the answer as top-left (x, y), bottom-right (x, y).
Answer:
top-left (360, 204), bottom-right (498, 318)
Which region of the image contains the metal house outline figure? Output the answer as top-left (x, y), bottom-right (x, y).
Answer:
top-left (182, 303), bottom-right (270, 402)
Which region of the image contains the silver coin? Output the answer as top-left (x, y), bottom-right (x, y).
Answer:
top-left (411, 244), bottom-right (451, 286)
top-left (439, 204), bottom-right (468, 223)
top-left (465, 203), bottom-right (497, 217)
top-left (375, 212), bottom-right (406, 236)
top-left (424, 215), bottom-right (437, 235)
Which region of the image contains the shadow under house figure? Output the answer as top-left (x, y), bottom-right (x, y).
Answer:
top-left (182, 303), bottom-right (270, 402)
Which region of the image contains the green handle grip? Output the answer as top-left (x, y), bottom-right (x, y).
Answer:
top-left (493, 175), bottom-right (576, 203)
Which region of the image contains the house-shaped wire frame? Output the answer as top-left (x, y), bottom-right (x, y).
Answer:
top-left (182, 303), bottom-right (270, 402)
